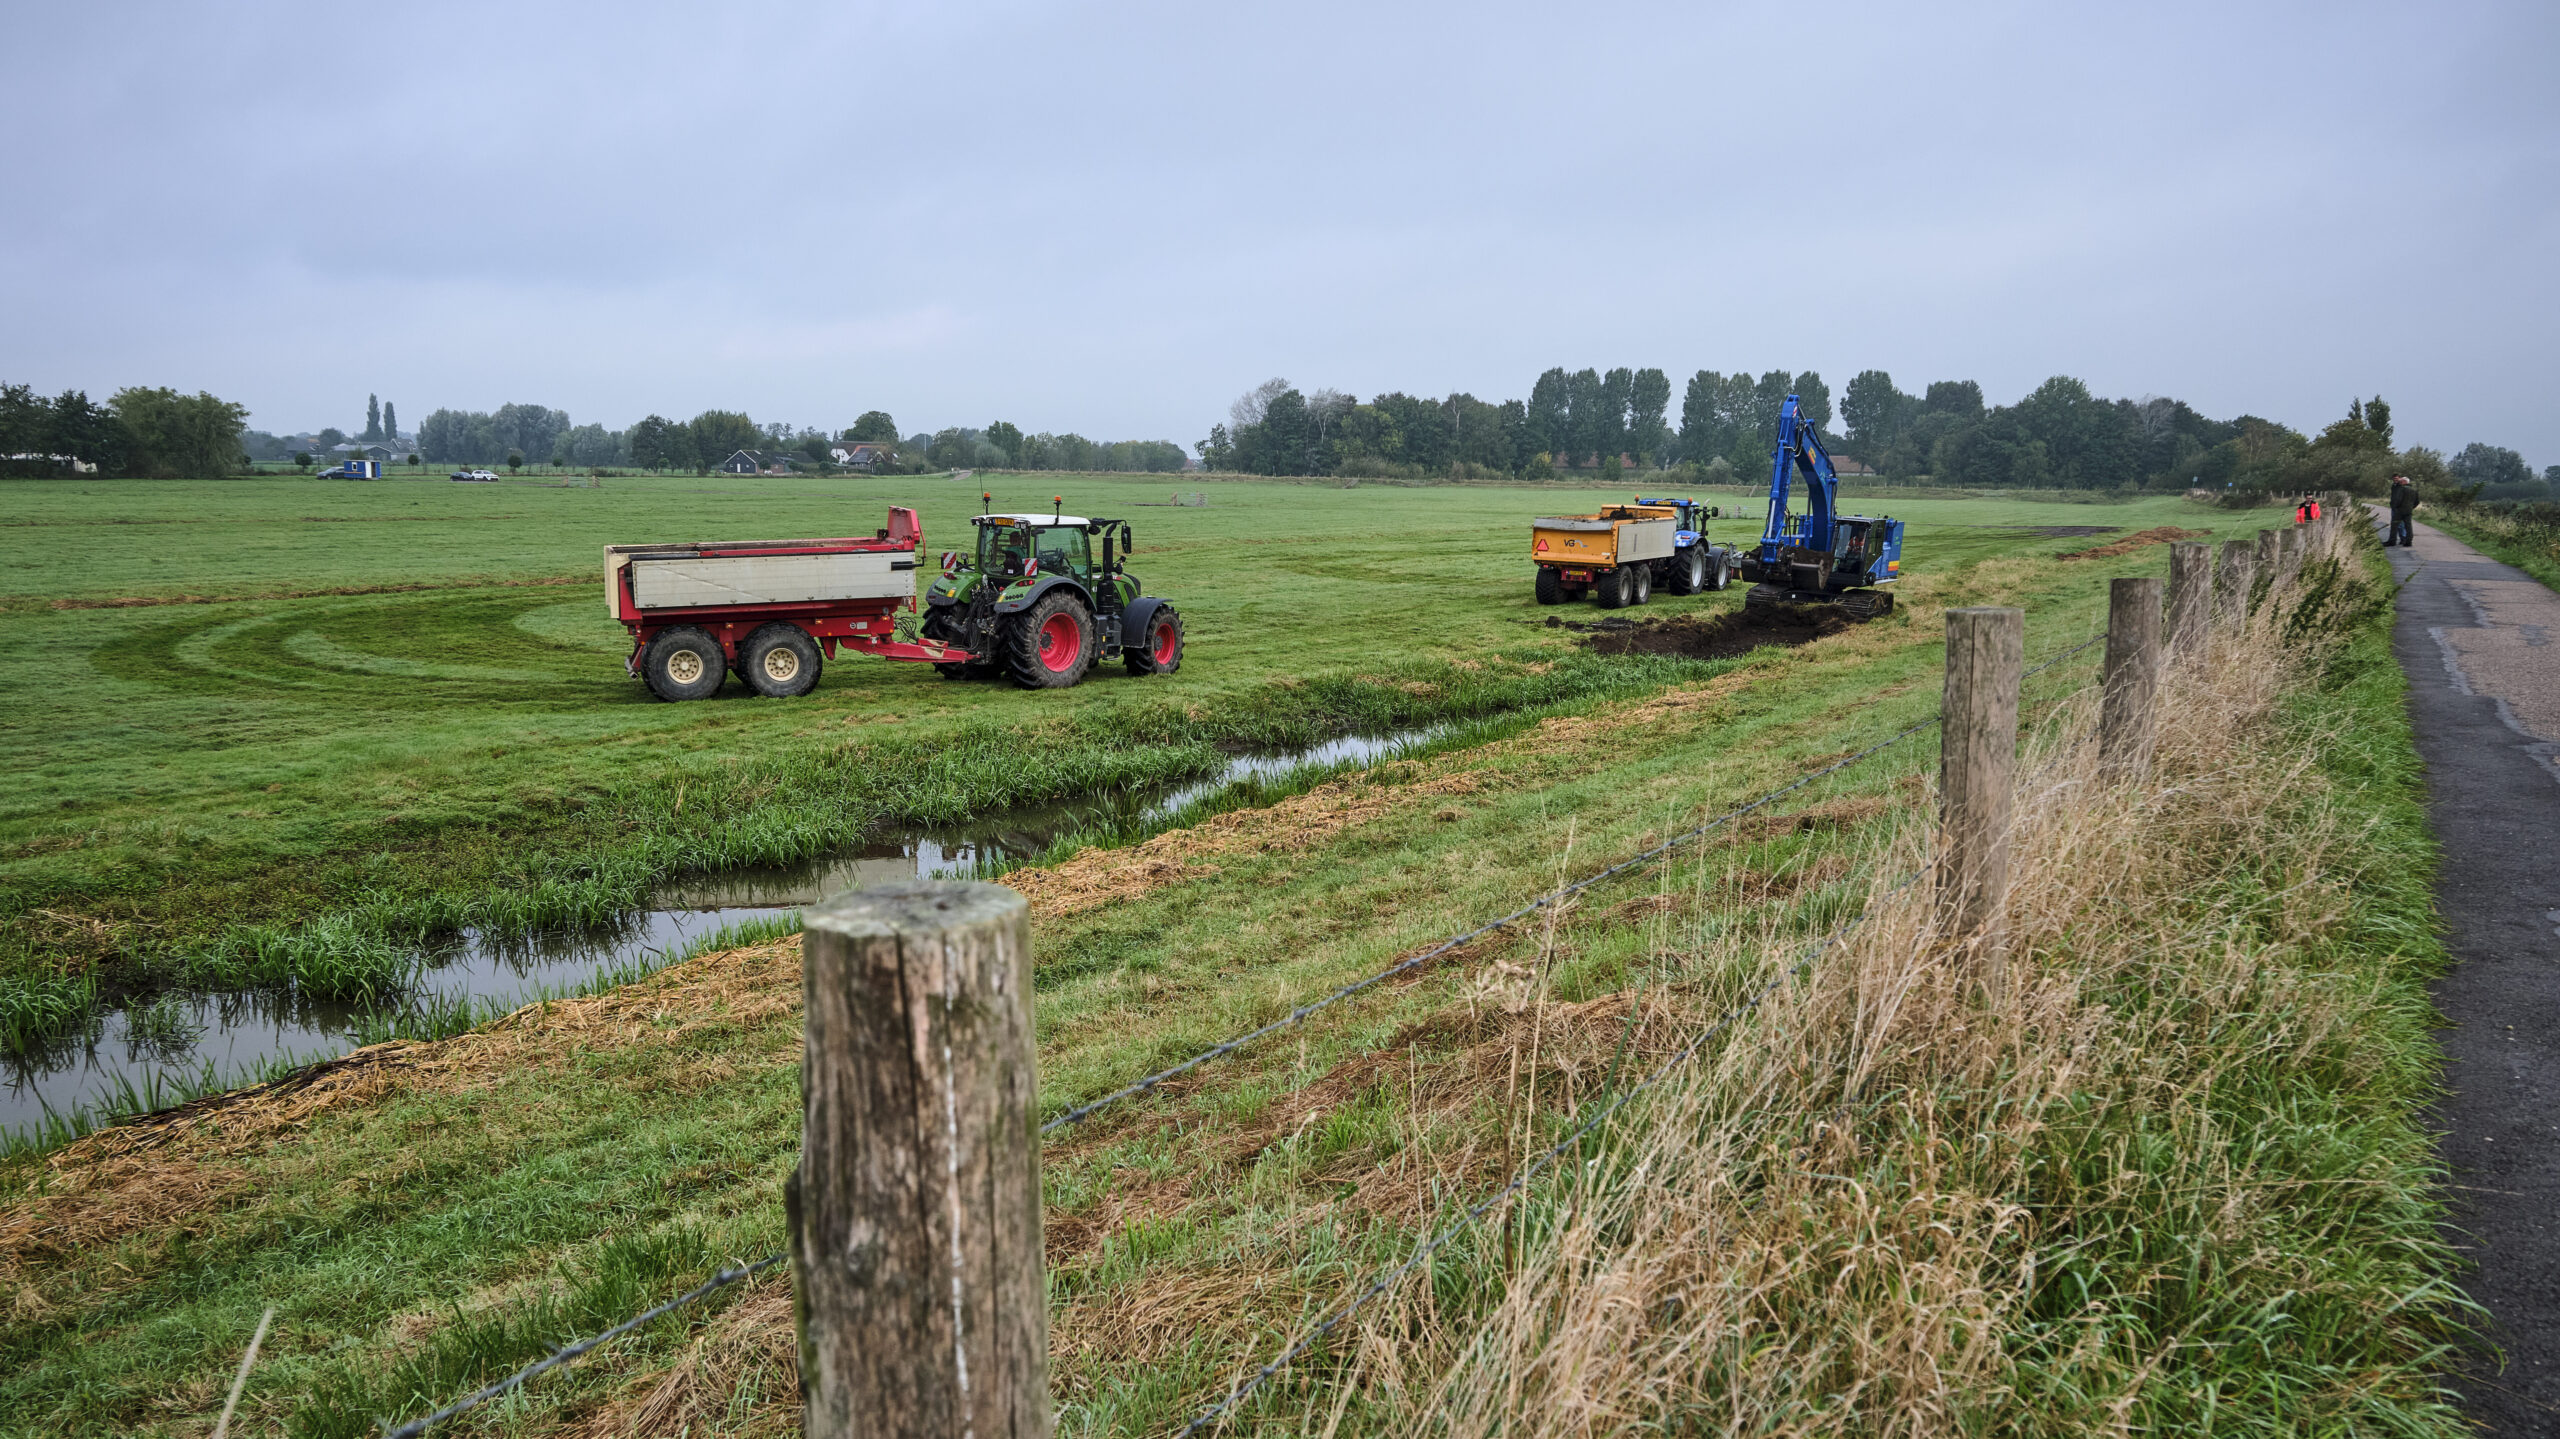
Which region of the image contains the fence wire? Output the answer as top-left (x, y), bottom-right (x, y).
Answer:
top-left (1044, 628), bottom-right (2103, 1137)
top-left (1039, 715), bottom-right (1940, 1135)
top-left (378, 1254), bottom-right (783, 1438)
top-left (1176, 863), bottom-right (1932, 1435)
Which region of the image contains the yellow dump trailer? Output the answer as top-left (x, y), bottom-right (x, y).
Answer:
top-left (1531, 498), bottom-right (1736, 609)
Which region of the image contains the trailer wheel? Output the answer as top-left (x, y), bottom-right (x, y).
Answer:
top-left (1124, 603), bottom-right (1184, 676)
top-left (742, 624), bottom-right (822, 698)
top-left (1596, 567), bottom-right (1629, 609)
top-left (1005, 590), bottom-right (1094, 689)
top-left (1632, 565), bottom-right (1653, 605)
top-left (1534, 567), bottom-right (1565, 605)
top-left (642, 626), bottom-right (725, 702)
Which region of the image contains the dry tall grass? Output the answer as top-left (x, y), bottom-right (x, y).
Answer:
top-left (1291, 523), bottom-right (2464, 1436)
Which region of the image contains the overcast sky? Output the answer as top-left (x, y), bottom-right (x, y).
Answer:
top-left (4, 0), bottom-right (2553, 463)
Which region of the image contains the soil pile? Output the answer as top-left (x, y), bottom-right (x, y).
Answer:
top-left (1565, 607), bottom-right (1851, 660)
top-left (2058, 525), bottom-right (2211, 560)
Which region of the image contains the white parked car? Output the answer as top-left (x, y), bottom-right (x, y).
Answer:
top-left (448, 468), bottom-right (499, 482)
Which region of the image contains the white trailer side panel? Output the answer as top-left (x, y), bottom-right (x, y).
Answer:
top-left (626, 550), bottom-right (912, 610)
top-left (1614, 518), bottom-right (1676, 563)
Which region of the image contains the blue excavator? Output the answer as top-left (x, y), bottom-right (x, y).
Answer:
top-left (1738, 394), bottom-right (1905, 621)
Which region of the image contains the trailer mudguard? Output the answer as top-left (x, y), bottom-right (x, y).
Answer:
top-left (1119, 595), bottom-right (1168, 650)
top-left (989, 573), bottom-right (1094, 615)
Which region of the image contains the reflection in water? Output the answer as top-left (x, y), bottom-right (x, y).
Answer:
top-left (2, 726), bottom-right (1437, 1146)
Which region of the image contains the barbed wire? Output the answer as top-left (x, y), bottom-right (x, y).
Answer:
top-left (378, 1253), bottom-right (784, 1438)
top-left (1040, 716), bottom-right (1940, 1135)
top-left (1041, 627), bottom-right (2104, 1138)
top-left (1176, 863), bottom-right (1932, 1435)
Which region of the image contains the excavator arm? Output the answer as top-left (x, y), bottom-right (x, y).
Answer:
top-left (1757, 394), bottom-right (1842, 561)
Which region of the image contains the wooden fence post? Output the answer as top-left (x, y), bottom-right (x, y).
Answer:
top-left (2215, 538), bottom-right (2256, 626)
top-left (2099, 577), bottom-right (2162, 781)
top-left (1940, 607), bottom-right (2022, 997)
top-left (791, 880), bottom-right (1051, 1439)
top-left (2166, 542), bottom-right (2212, 658)
top-left (2254, 529), bottom-right (2280, 599)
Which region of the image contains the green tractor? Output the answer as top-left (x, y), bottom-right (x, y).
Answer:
top-left (920, 504), bottom-right (1185, 689)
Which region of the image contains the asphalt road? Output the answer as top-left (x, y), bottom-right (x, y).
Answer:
top-left (2384, 511), bottom-right (2560, 1434)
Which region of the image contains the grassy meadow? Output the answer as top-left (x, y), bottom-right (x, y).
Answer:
top-left (0, 474), bottom-right (2473, 1435)
top-left (2, 471), bottom-right (2231, 1008)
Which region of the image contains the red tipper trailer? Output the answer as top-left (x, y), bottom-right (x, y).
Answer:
top-left (605, 506), bottom-right (968, 701)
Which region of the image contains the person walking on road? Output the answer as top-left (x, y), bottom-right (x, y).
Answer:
top-left (2387, 474), bottom-right (2419, 546)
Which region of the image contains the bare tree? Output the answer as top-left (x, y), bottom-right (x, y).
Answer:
top-left (1306, 387), bottom-right (1352, 447)
top-left (1229, 377), bottom-right (1293, 432)
top-left (2133, 395), bottom-right (2180, 445)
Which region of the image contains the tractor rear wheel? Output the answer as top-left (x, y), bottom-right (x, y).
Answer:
top-left (1535, 567), bottom-right (1564, 605)
top-left (1667, 548), bottom-right (1705, 595)
top-left (741, 623), bottom-right (822, 698)
top-left (1124, 604), bottom-right (1184, 675)
top-left (1004, 590), bottom-right (1095, 688)
top-left (641, 626), bottom-right (725, 702)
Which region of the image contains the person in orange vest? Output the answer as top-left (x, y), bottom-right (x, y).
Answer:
top-left (2294, 493), bottom-right (2321, 524)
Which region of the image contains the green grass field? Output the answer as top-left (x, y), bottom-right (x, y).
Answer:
top-left (0, 493), bottom-right (2472, 1436)
top-left (0, 471), bottom-right (2241, 1013)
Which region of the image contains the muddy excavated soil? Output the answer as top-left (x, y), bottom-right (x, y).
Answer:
top-left (1560, 607), bottom-right (1851, 660)
top-left (2057, 525), bottom-right (2211, 560)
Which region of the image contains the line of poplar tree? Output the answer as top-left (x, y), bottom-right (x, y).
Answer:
top-left (1200, 364), bottom-right (2535, 498)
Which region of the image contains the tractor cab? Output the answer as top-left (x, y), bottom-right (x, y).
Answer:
top-left (954, 513), bottom-right (1100, 584)
top-left (1634, 495), bottom-right (1721, 540)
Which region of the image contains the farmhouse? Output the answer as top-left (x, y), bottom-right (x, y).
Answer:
top-left (718, 449), bottom-right (797, 475)
top-left (827, 440), bottom-right (894, 470)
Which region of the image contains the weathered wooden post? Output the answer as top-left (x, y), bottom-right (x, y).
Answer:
top-left (2215, 538), bottom-right (2256, 626)
top-left (790, 880), bottom-right (1051, 1439)
top-left (1940, 607), bottom-right (2022, 997)
top-left (2099, 577), bottom-right (2162, 782)
top-left (2166, 541), bottom-right (2213, 658)
top-left (2254, 528), bottom-right (2280, 599)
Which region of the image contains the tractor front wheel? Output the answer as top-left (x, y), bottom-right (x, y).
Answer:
top-left (1125, 604), bottom-right (1185, 675)
top-left (1005, 591), bottom-right (1095, 689)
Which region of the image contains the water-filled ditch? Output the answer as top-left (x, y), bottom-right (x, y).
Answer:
top-left (1, 727), bottom-right (1439, 1146)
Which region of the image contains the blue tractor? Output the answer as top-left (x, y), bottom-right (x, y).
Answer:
top-left (1738, 394), bottom-right (1904, 621)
